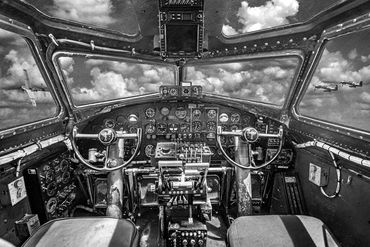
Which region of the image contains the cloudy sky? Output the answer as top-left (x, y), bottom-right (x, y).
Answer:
top-left (222, 0), bottom-right (339, 35)
top-left (299, 29), bottom-right (370, 132)
top-left (0, 29), bottom-right (57, 130)
top-left (58, 56), bottom-right (175, 105)
top-left (25, 0), bottom-right (139, 34)
top-left (185, 58), bottom-right (299, 106)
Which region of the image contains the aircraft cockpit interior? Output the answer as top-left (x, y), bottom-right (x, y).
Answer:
top-left (0, 0), bottom-right (370, 246)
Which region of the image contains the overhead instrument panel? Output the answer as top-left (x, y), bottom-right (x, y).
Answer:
top-left (158, 0), bottom-right (205, 58)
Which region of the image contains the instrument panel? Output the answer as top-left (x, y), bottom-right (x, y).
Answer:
top-left (84, 101), bottom-right (289, 164)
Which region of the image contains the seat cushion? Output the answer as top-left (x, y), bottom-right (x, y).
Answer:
top-left (22, 217), bottom-right (138, 247)
top-left (228, 215), bottom-right (338, 247)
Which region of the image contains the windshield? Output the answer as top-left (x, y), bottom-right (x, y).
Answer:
top-left (57, 55), bottom-right (176, 106)
top-left (184, 56), bottom-right (300, 106)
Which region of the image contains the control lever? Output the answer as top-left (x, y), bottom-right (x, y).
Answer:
top-left (178, 195), bottom-right (183, 205)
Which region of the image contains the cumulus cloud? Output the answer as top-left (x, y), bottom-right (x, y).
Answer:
top-left (310, 49), bottom-right (370, 85)
top-left (348, 48), bottom-right (358, 60)
top-left (222, 24), bottom-right (239, 36)
top-left (223, 0), bottom-right (299, 35)
top-left (1, 49), bottom-right (48, 89)
top-left (49, 0), bottom-right (116, 26)
top-left (185, 57), bottom-right (298, 105)
top-left (62, 57), bottom-right (175, 104)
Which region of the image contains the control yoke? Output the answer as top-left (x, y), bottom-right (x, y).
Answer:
top-left (216, 126), bottom-right (283, 169)
top-left (71, 126), bottom-right (142, 172)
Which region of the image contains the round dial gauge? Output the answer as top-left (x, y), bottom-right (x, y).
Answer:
top-left (160, 107), bottom-right (170, 116)
top-left (145, 107), bottom-right (156, 118)
top-left (207, 109), bottom-right (217, 119)
top-left (104, 119), bottom-right (116, 128)
top-left (180, 123), bottom-right (190, 132)
top-left (192, 109), bottom-right (202, 120)
top-left (169, 88), bottom-right (178, 96)
top-left (46, 197), bottom-right (58, 213)
top-left (45, 170), bottom-right (54, 183)
top-left (145, 124), bottom-right (156, 134)
top-left (192, 121), bottom-right (202, 132)
top-left (169, 123), bottom-right (179, 133)
top-left (157, 123), bottom-right (167, 134)
top-left (230, 113), bottom-right (241, 123)
top-left (145, 145), bottom-right (155, 158)
top-left (116, 115), bottom-right (126, 125)
top-left (60, 159), bottom-right (69, 172)
top-left (175, 108), bottom-right (187, 119)
top-left (219, 113), bottom-right (229, 123)
top-left (62, 171), bottom-right (70, 184)
top-left (47, 182), bottom-right (57, 196)
top-left (207, 121), bottom-right (217, 132)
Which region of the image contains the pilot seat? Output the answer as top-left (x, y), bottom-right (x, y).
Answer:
top-left (227, 215), bottom-right (339, 247)
top-left (22, 217), bottom-right (138, 247)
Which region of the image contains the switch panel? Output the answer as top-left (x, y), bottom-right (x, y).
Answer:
top-left (308, 163), bottom-right (328, 186)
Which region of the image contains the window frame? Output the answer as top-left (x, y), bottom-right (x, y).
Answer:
top-left (292, 12), bottom-right (370, 138)
top-left (52, 51), bottom-right (179, 109)
top-left (0, 15), bottom-right (64, 137)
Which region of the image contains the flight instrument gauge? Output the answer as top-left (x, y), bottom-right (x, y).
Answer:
top-left (169, 88), bottom-right (178, 96)
top-left (145, 123), bottom-right (156, 134)
top-left (157, 123), bottom-right (167, 134)
top-left (104, 119), bottom-right (116, 128)
top-left (145, 145), bottom-right (155, 158)
top-left (207, 109), bottom-right (217, 119)
top-left (192, 109), bottom-right (202, 120)
top-left (219, 113), bottom-right (229, 123)
top-left (230, 113), bottom-right (240, 123)
top-left (192, 121), bottom-right (202, 132)
top-left (175, 108), bottom-right (187, 119)
top-left (160, 107), bottom-right (170, 116)
top-left (207, 121), bottom-right (217, 132)
top-left (169, 123), bottom-right (178, 133)
top-left (145, 107), bottom-right (156, 118)
top-left (180, 123), bottom-right (190, 132)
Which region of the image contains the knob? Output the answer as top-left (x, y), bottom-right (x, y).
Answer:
top-left (171, 232), bottom-right (177, 239)
top-left (198, 239), bottom-right (204, 246)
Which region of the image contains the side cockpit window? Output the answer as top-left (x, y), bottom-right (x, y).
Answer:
top-left (298, 28), bottom-right (370, 132)
top-left (0, 28), bottom-right (57, 131)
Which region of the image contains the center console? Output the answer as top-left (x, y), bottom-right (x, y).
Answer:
top-left (156, 142), bottom-right (209, 246)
